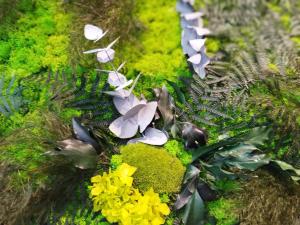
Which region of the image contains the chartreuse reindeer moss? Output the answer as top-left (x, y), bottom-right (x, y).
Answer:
top-left (120, 0), bottom-right (189, 86)
top-left (120, 143), bottom-right (186, 193)
top-left (207, 198), bottom-right (239, 225)
top-left (164, 140), bottom-right (192, 166)
top-left (0, 0), bottom-right (72, 77)
top-left (90, 163), bottom-right (170, 225)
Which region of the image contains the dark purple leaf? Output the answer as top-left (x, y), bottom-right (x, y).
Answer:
top-left (182, 123), bottom-right (208, 149)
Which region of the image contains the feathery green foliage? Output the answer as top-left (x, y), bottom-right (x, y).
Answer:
top-left (0, 75), bottom-right (23, 117)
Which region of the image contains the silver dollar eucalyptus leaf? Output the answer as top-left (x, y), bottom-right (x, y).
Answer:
top-left (113, 93), bottom-right (140, 115)
top-left (104, 89), bottom-right (131, 98)
top-left (109, 104), bottom-right (144, 139)
top-left (189, 26), bottom-right (211, 36)
top-left (181, 17), bottom-right (202, 28)
top-left (83, 38), bottom-right (119, 54)
top-left (183, 0), bottom-right (195, 5)
top-left (107, 71), bottom-right (127, 87)
top-left (109, 102), bottom-right (157, 138)
top-left (188, 53), bottom-right (202, 64)
top-left (128, 127), bottom-right (168, 146)
top-left (181, 27), bottom-right (198, 56)
top-left (97, 48), bottom-right (115, 63)
top-left (182, 12), bottom-right (203, 21)
top-left (115, 80), bottom-right (133, 91)
top-left (176, 1), bottom-right (194, 14)
top-left (137, 101), bottom-right (157, 132)
top-left (104, 73), bottom-right (140, 98)
top-left (84, 24), bottom-right (107, 42)
top-left (189, 38), bottom-right (206, 52)
top-left (192, 52), bottom-right (210, 78)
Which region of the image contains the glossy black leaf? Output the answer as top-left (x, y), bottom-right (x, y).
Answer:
top-left (154, 86), bottom-right (175, 130)
top-left (197, 180), bottom-right (218, 202)
top-left (192, 126), bottom-right (270, 162)
top-left (182, 123), bottom-right (208, 149)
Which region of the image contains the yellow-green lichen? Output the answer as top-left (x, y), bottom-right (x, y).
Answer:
top-left (120, 143), bottom-right (186, 193)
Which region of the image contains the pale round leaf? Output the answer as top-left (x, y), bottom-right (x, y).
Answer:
top-left (97, 48), bottom-right (115, 63)
top-left (189, 39), bottom-right (206, 52)
top-left (137, 101), bottom-right (158, 133)
top-left (113, 93), bottom-right (140, 115)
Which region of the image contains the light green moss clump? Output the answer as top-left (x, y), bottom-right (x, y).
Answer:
top-left (0, 0), bottom-right (72, 77)
top-left (207, 198), bottom-right (238, 225)
top-left (120, 143), bottom-right (186, 193)
top-left (110, 154), bottom-right (123, 169)
top-left (164, 140), bottom-right (192, 166)
top-left (206, 38), bottom-right (221, 55)
top-left (120, 0), bottom-right (189, 87)
top-left (56, 209), bottom-right (110, 225)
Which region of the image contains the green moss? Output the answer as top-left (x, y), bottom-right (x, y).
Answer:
top-left (120, 143), bottom-right (186, 193)
top-left (280, 14), bottom-right (291, 29)
top-left (120, 0), bottom-right (189, 88)
top-left (291, 37), bottom-right (300, 47)
top-left (207, 198), bottom-right (238, 225)
top-left (206, 38), bottom-right (221, 55)
top-left (267, 3), bottom-right (282, 13)
top-left (56, 209), bottom-right (110, 225)
top-left (268, 63), bottom-right (280, 73)
top-left (0, 110), bottom-right (67, 188)
top-left (0, 0), bottom-right (72, 77)
top-left (110, 154), bottom-right (123, 170)
top-left (214, 180), bottom-right (240, 193)
top-left (164, 140), bottom-right (192, 166)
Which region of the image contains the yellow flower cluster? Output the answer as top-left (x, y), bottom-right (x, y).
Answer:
top-left (90, 163), bottom-right (170, 225)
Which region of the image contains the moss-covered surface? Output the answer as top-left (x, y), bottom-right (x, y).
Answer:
top-left (0, 0), bottom-right (299, 224)
top-left (164, 140), bottom-right (192, 166)
top-left (0, 0), bottom-right (72, 77)
top-left (120, 143), bottom-right (186, 193)
top-left (207, 198), bottom-right (238, 225)
top-left (235, 171), bottom-right (300, 225)
top-left (120, 0), bottom-right (189, 85)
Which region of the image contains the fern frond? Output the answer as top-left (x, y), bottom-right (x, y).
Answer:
top-left (0, 75), bottom-right (23, 117)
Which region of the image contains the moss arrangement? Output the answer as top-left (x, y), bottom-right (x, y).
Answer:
top-left (0, 0), bottom-right (299, 224)
top-left (120, 0), bottom-right (190, 88)
top-left (164, 140), bottom-right (192, 166)
top-left (0, 0), bottom-right (72, 77)
top-left (207, 198), bottom-right (238, 225)
top-left (120, 143), bottom-right (186, 193)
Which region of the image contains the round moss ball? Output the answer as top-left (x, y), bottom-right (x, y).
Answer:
top-left (120, 143), bottom-right (186, 193)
